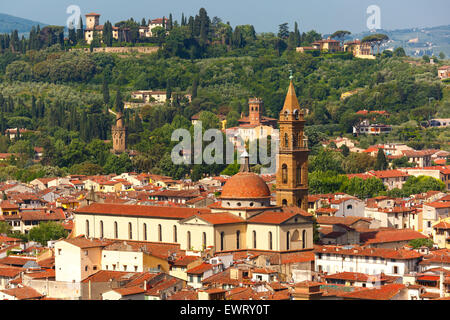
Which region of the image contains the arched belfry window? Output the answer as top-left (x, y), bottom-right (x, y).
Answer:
top-left (302, 230), bottom-right (307, 249)
top-left (236, 230), bottom-right (240, 249)
top-left (282, 164), bottom-right (288, 184)
top-left (220, 232), bottom-right (225, 251)
top-left (294, 109), bottom-right (299, 120)
top-left (128, 222), bottom-right (132, 240)
top-left (268, 232), bottom-right (273, 250)
top-left (187, 231), bottom-right (191, 249)
top-left (100, 221), bottom-right (104, 238)
top-left (286, 231), bottom-right (291, 250)
top-left (284, 110), bottom-right (289, 120)
top-left (85, 220), bottom-right (90, 237)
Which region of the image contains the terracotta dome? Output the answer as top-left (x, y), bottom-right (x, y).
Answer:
top-left (220, 172), bottom-right (271, 199)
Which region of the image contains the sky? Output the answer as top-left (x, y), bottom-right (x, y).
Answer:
top-left (1, 0), bottom-right (449, 34)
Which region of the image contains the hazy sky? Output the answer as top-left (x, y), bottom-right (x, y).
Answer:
top-left (1, 0), bottom-right (449, 34)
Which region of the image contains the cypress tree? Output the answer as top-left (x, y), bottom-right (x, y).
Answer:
top-left (31, 96), bottom-right (37, 120)
top-left (294, 21), bottom-right (301, 46)
top-left (134, 112), bottom-right (143, 132)
top-left (192, 75), bottom-right (198, 99)
top-left (68, 27), bottom-right (77, 46)
top-left (115, 90), bottom-right (124, 113)
top-left (375, 148), bottom-right (388, 171)
top-left (103, 76), bottom-right (110, 106)
top-left (76, 16), bottom-right (84, 42)
top-left (168, 14), bottom-right (173, 30)
top-left (166, 80), bottom-right (172, 101)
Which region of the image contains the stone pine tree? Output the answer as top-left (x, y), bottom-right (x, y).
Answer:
top-left (375, 148), bottom-right (388, 170)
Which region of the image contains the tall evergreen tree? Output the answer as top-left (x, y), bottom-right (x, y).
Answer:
top-left (103, 75), bottom-right (110, 106)
top-left (294, 21), bottom-right (301, 46)
top-left (168, 14), bottom-right (173, 30)
top-left (375, 149), bottom-right (388, 170)
top-left (115, 90), bottom-right (124, 113)
top-left (76, 16), bottom-right (84, 42)
top-left (68, 27), bottom-right (77, 46)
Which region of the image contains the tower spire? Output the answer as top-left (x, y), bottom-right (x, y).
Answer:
top-left (239, 150), bottom-right (250, 173)
top-left (281, 79), bottom-right (301, 114)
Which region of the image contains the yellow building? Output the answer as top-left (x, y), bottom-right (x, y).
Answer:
top-left (432, 218), bottom-right (450, 249)
top-left (0, 201), bottom-right (19, 216)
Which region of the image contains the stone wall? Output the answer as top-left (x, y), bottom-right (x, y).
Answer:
top-left (71, 47), bottom-right (159, 54)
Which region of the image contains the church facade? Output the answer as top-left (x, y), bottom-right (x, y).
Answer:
top-left (73, 80), bottom-right (313, 253)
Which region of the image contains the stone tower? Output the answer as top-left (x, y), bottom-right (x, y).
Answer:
top-left (248, 98), bottom-right (263, 126)
top-left (276, 78), bottom-right (309, 211)
top-left (85, 13), bottom-right (100, 30)
top-left (112, 111), bottom-right (127, 154)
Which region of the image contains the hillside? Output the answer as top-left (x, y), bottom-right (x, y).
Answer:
top-left (0, 12), bottom-right (46, 34)
top-left (350, 25), bottom-right (450, 58)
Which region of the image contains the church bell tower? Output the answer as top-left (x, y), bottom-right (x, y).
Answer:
top-left (112, 111), bottom-right (127, 154)
top-left (276, 76), bottom-right (309, 211)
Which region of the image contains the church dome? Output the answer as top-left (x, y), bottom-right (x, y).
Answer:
top-left (220, 172), bottom-right (271, 199)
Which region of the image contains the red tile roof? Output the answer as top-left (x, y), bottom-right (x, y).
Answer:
top-left (360, 229), bottom-right (428, 245)
top-left (113, 285), bottom-right (146, 296)
top-left (340, 283), bottom-right (405, 300)
top-left (63, 236), bottom-right (113, 249)
top-left (186, 262), bottom-right (213, 275)
top-left (314, 245), bottom-right (422, 260)
top-left (0, 286), bottom-right (43, 300)
top-left (368, 170), bottom-right (409, 179)
top-left (75, 203), bottom-right (210, 219)
top-left (191, 212), bottom-right (245, 225)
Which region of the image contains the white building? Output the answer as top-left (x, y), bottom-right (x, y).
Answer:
top-left (314, 245), bottom-right (422, 277)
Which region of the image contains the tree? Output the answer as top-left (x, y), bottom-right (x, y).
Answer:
top-left (362, 33), bottom-right (389, 55)
top-left (102, 21), bottom-right (113, 46)
top-left (402, 176), bottom-right (446, 195)
top-left (192, 75), bottom-right (199, 99)
top-left (330, 30), bottom-right (351, 47)
top-left (340, 144), bottom-right (350, 157)
top-left (0, 221), bottom-right (12, 235)
top-left (103, 75), bottom-right (110, 106)
top-left (375, 148), bottom-right (388, 170)
top-left (394, 47), bottom-right (406, 57)
top-left (278, 23), bottom-right (289, 39)
top-left (392, 156), bottom-right (416, 169)
top-left (293, 22), bottom-right (301, 46)
top-left (409, 238), bottom-right (434, 249)
top-left (76, 16), bottom-right (84, 43)
top-left (115, 89), bottom-right (124, 113)
top-left (439, 52), bottom-right (446, 60)
top-left (198, 111), bottom-right (220, 130)
top-left (28, 221), bottom-right (68, 246)
top-left (309, 148), bottom-right (344, 173)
